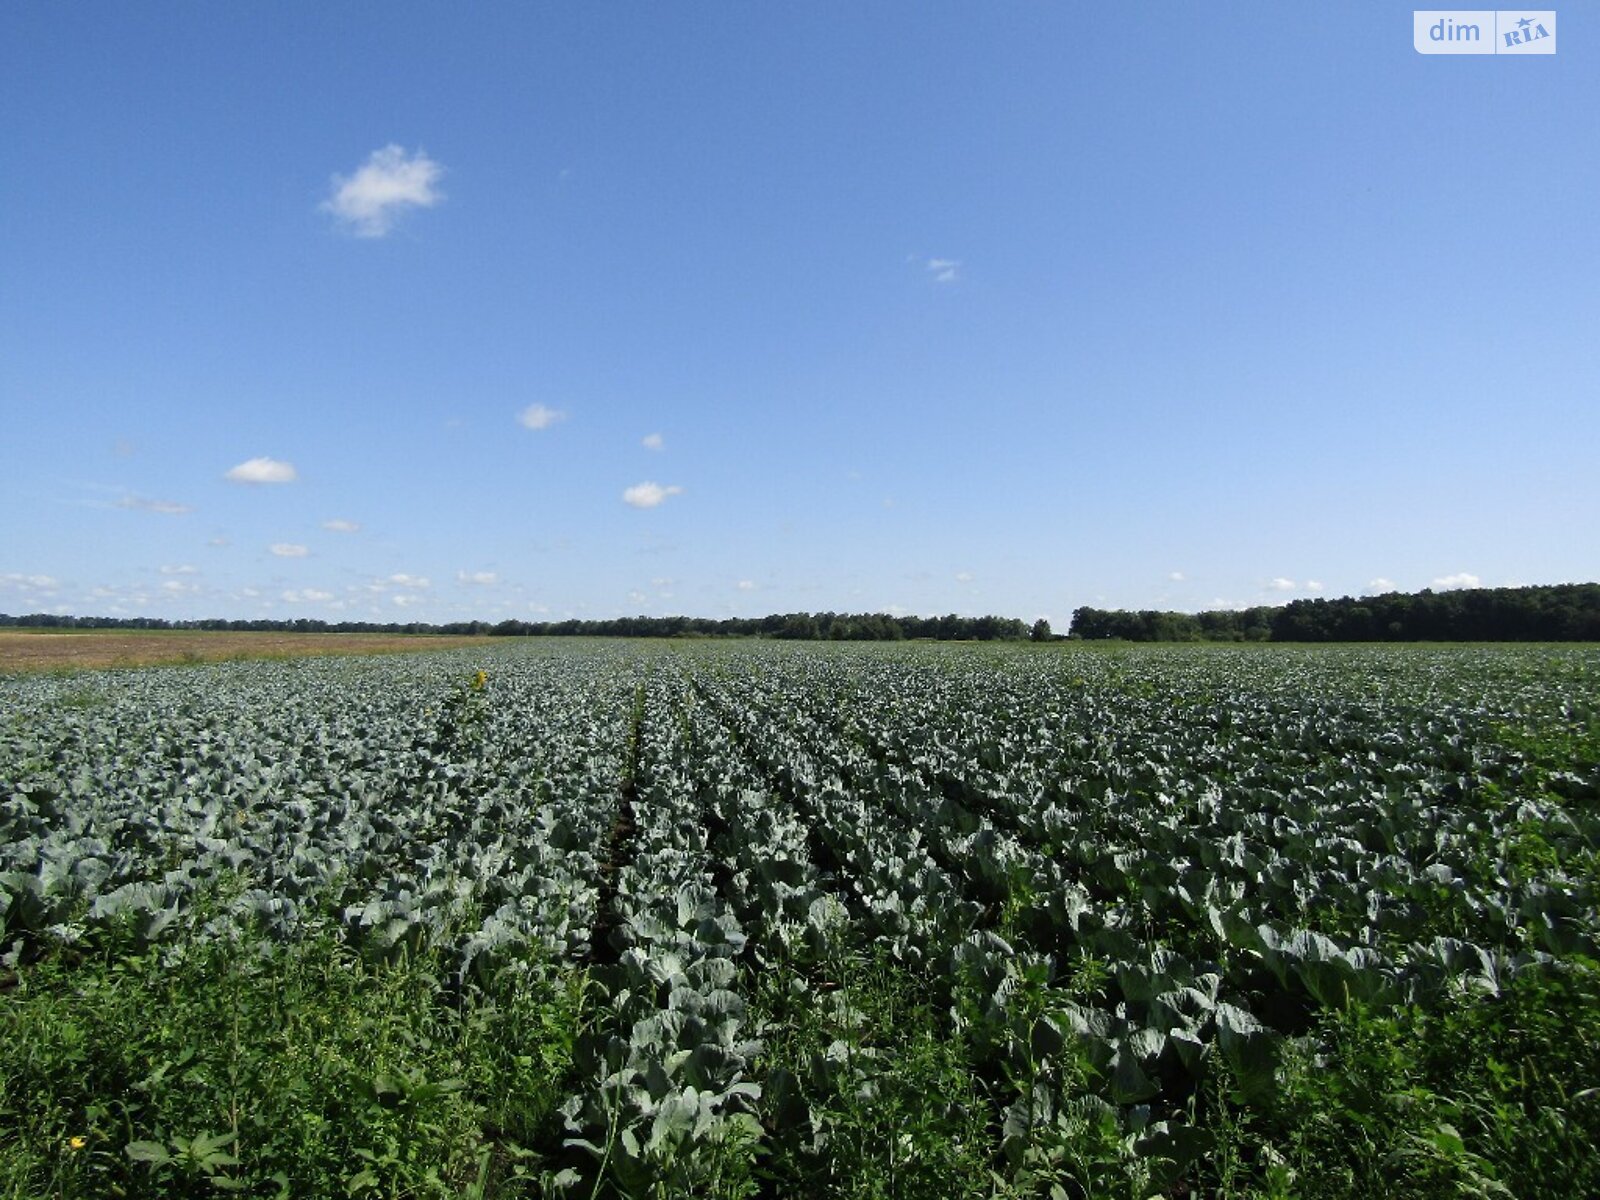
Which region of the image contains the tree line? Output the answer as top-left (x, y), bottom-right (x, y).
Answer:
top-left (0, 610), bottom-right (1038, 642)
top-left (1069, 583), bottom-right (1600, 642)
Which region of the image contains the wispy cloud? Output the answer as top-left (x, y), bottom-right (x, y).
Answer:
top-left (517, 404), bottom-right (566, 431)
top-left (118, 494), bottom-right (192, 515)
top-left (1267, 577), bottom-right (1297, 591)
top-left (386, 573), bottom-right (430, 589)
top-left (1433, 572), bottom-right (1481, 591)
top-left (160, 579), bottom-right (198, 594)
top-left (322, 518), bottom-right (360, 533)
top-left (457, 570), bottom-right (497, 585)
top-left (1168, 570), bottom-right (1187, 582)
top-left (159, 564), bottom-right (198, 575)
top-left (322, 145), bottom-right (444, 238)
top-left (926, 257), bottom-right (960, 283)
top-left (642, 432), bottom-right (665, 450)
top-left (282, 588), bottom-right (334, 603)
top-left (736, 579), bottom-right (756, 591)
top-left (269, 543), bottom-right (309, 558)
top-left (1366, 577), bottom-right (1396, 593)
top-left (1, 573), bottom-right (59, 591)
top-left (955, 571), bottom-right (975, 583)
top-left (623, 481), bottom-right (683, 509)
top-left (226, 457), bottom-right (297, 485)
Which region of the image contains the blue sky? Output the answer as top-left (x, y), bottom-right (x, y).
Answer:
top-left (3, 3), bottom-right (1595, 625)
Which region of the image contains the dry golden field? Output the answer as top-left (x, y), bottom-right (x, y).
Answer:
top-left (0, 629), bottom-right (495, 673)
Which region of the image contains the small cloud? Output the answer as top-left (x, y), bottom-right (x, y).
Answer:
top-left (627, 590), bottom-right (647, 604)
top-left (650, 576), bottom-right (674, 588)
top-left (736, 580), bottom-right (756, 591)
top-left (517, 404), bottom-right (566, 431)
top-left (1433, 572), bottom-right (1481, 591)
top-left (226, 457), bottom-right (297, 485)
top-left (955, 571), bottom-right (975, 583)
top-left (925, 257), bottom-right (960, 283)
top-left (117, 494), bottom-right (192, 515)
top-left (282, 588), bottom-right (334, 603)
top-left (386, 573), bottom-right (430, 589)
top-left (1267, 577), bottom-right (1297, 591)
top-left (457, 570), bottom-right (498, 585)
top-left (322, 518), bottom-right (360, 533)
top-left (1306, 580), bottom-right (1325, 593)
top-left (1168, 570), bottom-right (1187, 582)
top-left (642, 432), bottom-right (665, 450)
top-left (391, 594), bottom-right (422, 607)
top-left (1, 573), bottom-right (59, 590)
top-left (161, 579), bottom-right (198, 594)
top-left (269, 543), bottom-right (309, 558)
top-left (623, 481), bottom-right (683, 509)
top-left (322, 145), bottom-right (444, 238)
top-left (208, 536), bottom-right (229, 547)
top-left (159, 564), bottom-right (199, 575)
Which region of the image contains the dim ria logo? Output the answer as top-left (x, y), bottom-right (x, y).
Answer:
top-left (1414, 10), bottom-right (1556, 54)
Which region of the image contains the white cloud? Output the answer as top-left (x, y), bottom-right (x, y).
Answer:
top-left (926, 257), bottom-right (960, 283)
top-left (118, 494), bottom-right (192, 515)
top-left (282, 588), bottom-right (334, 603)
top-left (1366, 577), bottom-right (1396, 593)
top-left (955, 571), bottom-right (975, 583)
top-left (386, 573), bottom-right (430, 589)
top-left (226, 457), bottom-right (297, 485)
top-left (322, 518), bottom-right (360, 533)
top-left (1267, 577), bottom-right (1297, 591)
top-left (623, 481), bottom-right (683, 509)
top-left (517, 404), bottom-right (566, 431)
top-left (457, 570), bottom-right (498, 585)
top-left (1, 573), bottom-right (58, 590)
top-left (1168, 570), bottom-right (1187, 582)
top-left (161, 579), bottom-right (198, 594)
top-left (391, 594), bottom-right (422, 607)
top-left (736, 579), bottom-right (756, 591)
top-left (322, 145), bottom-right (444, 238)
top-left (1433, 572), bottom-right (1481, 591)
top-left (627, 590), bottom-right (647, 604)
top-left (209, 536), bottom-right (229, 547)
top-left (642, 432), bottom-right (665, 450)
top-left (269, 543), bottom-right (309, 558)
top-left (159, 564), bottom-right (198, 575)
top-left (1306, 580), bottom-right (1325, 593)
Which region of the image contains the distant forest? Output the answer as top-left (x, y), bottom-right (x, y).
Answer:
top-left (0, 610), bottom-right (1038, 642)
top-left (1069, 583), bottom-right (1600, 642)
top-left (4, 583), bottom-right (1597, 642)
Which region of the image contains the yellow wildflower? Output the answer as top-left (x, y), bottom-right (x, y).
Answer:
top-left (66, 1136), bottom-right (87, 1151)
top-left (471, 670), bottom-right (488, 691)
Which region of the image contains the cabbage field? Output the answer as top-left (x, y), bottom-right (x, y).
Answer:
top-left (3, 641), bottom-right (1598, 1198)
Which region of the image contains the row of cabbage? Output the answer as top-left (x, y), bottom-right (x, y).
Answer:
top-left (682, 642), bottom-right (1598, 1127)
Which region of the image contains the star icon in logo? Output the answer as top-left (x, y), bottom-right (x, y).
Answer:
top-left (1517, 16), bottom-right (1534, 30)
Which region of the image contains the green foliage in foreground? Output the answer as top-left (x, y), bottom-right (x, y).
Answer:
top-left (0, 918), bottom-right (587, 1199)
top-left (1190, 960), bottom-right (1600, 1198)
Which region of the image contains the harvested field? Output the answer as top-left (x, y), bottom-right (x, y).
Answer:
top-left (0, 629), bottom-right (495, 673)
